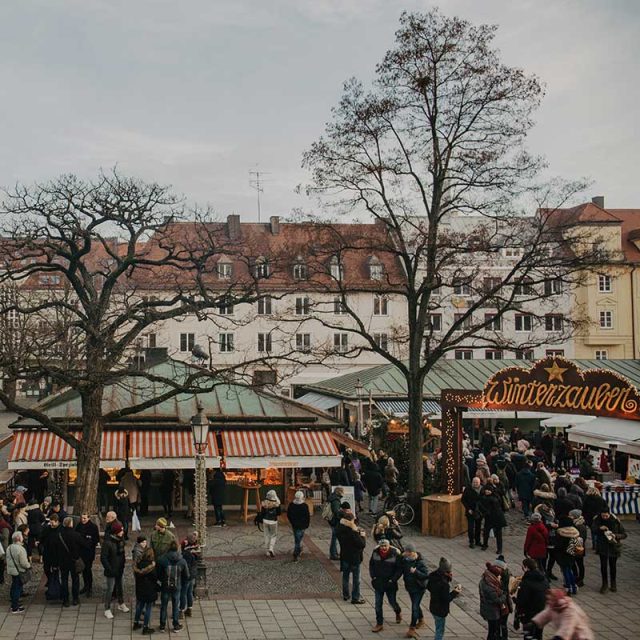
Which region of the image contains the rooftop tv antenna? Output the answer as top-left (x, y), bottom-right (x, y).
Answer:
top-left (249, 167), bottom-right (271, 222)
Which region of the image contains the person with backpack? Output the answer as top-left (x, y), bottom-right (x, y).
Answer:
top-left (426, 557), bottom-right (461, 640)
top-left (101, 521), bottom-right (129, 619)
top-left (132, 546), bottom-right (158, 635)
top-left (260, 490), bottom-right (281, 558)
top-left (180, 532), bottom-right (200, 617)
top-left (157, 540), bottom-right (188, 633)
top-left (287, 490), bottom-right (310, 561)
top-left (325, 486), bottom-right (344, 560)
top-left (400, 542), bottom-right (429, 638)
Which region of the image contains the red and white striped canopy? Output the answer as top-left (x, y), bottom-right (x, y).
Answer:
top-left (9, 430), bottom-right (125, 470)
top-left (129, 430), bottom-right (219, 469)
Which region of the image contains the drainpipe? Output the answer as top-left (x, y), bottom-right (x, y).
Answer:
top-left (631, 267), bottom-right (637, 358)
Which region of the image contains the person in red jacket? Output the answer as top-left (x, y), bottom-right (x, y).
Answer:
top-left (524, 513), bottom-right (549, 573)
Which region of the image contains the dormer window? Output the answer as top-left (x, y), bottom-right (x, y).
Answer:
top-left (368, 255), bottom-right (384, 281)
top-left (217, 260), bottom-right (233, 280)
top-left (254, 257), bottom-right (270, 279)
top-left (329, 256), bottom-right (344, 281)
top-left (293, 257), bottom-right (308, 281)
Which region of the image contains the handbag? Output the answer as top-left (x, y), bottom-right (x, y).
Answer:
top-left (8, 547), bottom-right (33, 584)
top-left (132, 509), bottom-right (141, 532)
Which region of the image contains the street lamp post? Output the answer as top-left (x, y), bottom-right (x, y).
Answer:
top-left (191, 403), bottom-right (210, 596)
top-left (355, 378), bottom-right (364, 439)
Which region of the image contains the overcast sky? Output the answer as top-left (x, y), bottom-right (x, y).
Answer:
top-left (1, 0), bottom-right (638, 219)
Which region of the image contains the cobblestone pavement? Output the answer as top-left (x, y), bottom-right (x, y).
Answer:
top-left (0, 509), bottom-right (637, 639)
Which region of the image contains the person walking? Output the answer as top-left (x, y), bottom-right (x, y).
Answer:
top-left (157, 540), bottom-right (188, 633)
top-left (515, 462), bottom-right (536, 518)
top-left (6, 531), bottom-right (30, 613)
top-left (211, 469), bottom-right (227, 527)
top-left (260, 490), bottom-right (281, 558)
top-left (582, 486), bottom-right (606, 550)
top-left (479, 561), bottom-right (508, 640)
top-left (132, 546), bottom-right (158, 635)
top-left (75, 513), bottom-right (99, 596)
top-left (336, 511), bottom-right (366, 605)
top-left (523, 512), bottom-right (549, 573)
top-left (592, 507), bottom-right (626, 593)
top-left (462, 478), bottom-right (482, 549)
top-left (527, 588), bottom-right (594, 640)
top-left (569, 509), bottom-right (587, 587)
top-left (479, 486), bottom-right (506, 555)
top-left (101, 521), bottom-right (129, 619)
top-left (555, 516), bottom-right (580, 595)
top-left (180, 532), bottom-right (200, 617)
top-left (426, 557), bottom-right (461, 640)
top-left (150, 518), bottom-right (176, 564)
top-left (400, 542), bottom-right (428, 638)
top-left (369, 538), bottom-right (402, 632)
top-left (327, 486), bottom-right (345, 560)
top-left (514, 558), bottom-right (548, 640)
top-left (59, 516), bottom-right (85, 607)
top-left (287, 490), bottom-right (310, 561)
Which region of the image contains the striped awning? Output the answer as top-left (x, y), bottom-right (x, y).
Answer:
top-left (375, 400), bottom-right (442, 416)
top-left (221, 429), bottom-right (342, 468)
top-left (129, 430), bottom-right (220, 469)
top-left (8, 430), bottom-right (126, 470)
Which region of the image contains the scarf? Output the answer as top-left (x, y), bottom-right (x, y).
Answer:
top-left (378, 546), bottom-right (390, 559)
top-left (482, 569), bottom-right (503, 596)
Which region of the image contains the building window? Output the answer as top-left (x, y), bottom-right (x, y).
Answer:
top-left (374, 333), bottom-right (388, 350)
top-left (333, 333), bottom-right (348, 353)
top-left (257, 296), bottom-right (272, 315)
top-left (218, 297), bottom-right (234, 315)
top-left (295, 333), bottom-right (311, 352)
top-left (329, 256), bottom-right (344, 280)
top-left (453, 313), bottom-right (472, 331)
top-left (502, 247), bottom-right (523, 258)
top-left (219, 333), bottom-right (234, 353)
top-left (485, 350), bottom-right (503, 360)
top-left (180, 333), bottom-right (195, 352)
top-left (516, 349), bottom-right (534, 360)
top-left (257, 333), bottom-right (272, 353)
top-left (515, 314), bottom-right (532, 332)
top-left (598, 274), bottom-right (612, 293)
top-left (146, 333), bottom-right (157, 348)
top-left (599, 310), bottom-right (613, 329)
top-left (454, 349), bottom-right (473, 360)
top-left (595, 350), bottom-right (608, 360)
top-left (514, 278), bottom-right (536, 296)
top-left (545, 314), bottom-right (564, 332)
top-left (427, 314), bottom-right (442, 332)
top-left (544, 278), bottom-right (563, 296)
top-left (295, 297), bottom-right (310, 316)
top-left (483, 277), bottom-right (502, 293)
top-left (484, 313), bottom-right (501, 331)
top-left (254, 259), bottom-right (270, 279)
top-left (39, 274), bottom-right (61, 285)
top-left (373, 295), bottom-right (388, 316)
top-left (293, 262), bottom-right (308, 280)
top-left (217, 262), bottom-right (233, 279)
top-left (253, 370), bottom-right (277, 386)
top-left (453, 278), bottom-right (472, 296)
top-left (334, 296), bottom-right (347, 315)
top-left (546, 349), bottom-right (564, 357)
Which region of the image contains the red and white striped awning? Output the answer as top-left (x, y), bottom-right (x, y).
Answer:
top-left (221, 429), bottom-right (341, 468)
top-left (8, 430), bottom-right (126, 470)
top-left (129, 430), bottom-right (220, 469)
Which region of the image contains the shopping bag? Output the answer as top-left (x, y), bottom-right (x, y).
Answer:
top-left (132, 509), bottom-right (141, 532)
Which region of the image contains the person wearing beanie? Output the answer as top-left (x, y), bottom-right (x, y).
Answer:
top-left (592, 507), bottom-right (626, 593)
top-left (101, 520), bottom-right (129, 619)
top-left (180, 532), bottom-right (200, 618)
top-left (287, 490), bottom-right (311, 561)
top-left (524, 512), bottom-right (549, 573)
top-left (479, 561), bottom-right (508, 640)
top-left (514, 558), bottom-right (548, 639)
top-left (400, 544), bottom-right (429, 637)
top-left (369, 538), bottom-right (402, 632)
top-left (426, 557), bottom-right (461, 640)
top-left (260, 489), bottom-right (282, 558)
top-left (151, 518), bottom-right (176, 564)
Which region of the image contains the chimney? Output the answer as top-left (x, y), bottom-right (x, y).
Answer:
top-left (270, 216), bottom-right (280, 235)
top-left (227, 214), bottom-right (241, 240)
top-left (592, 196), bottom-right (605, 209)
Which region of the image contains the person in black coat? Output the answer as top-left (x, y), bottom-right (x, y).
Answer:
top-left (426, 557), bottom-right (461, 639)
top-left (133, 546), bottom-right (158, 634)
top-left (101, 521), bottom-right (128, 617)
top-left (362, 466), bottom-right (384, 515)
top-left (461, 478), bottom-right (482, 548)
top-left (211, 469), bottom-right (226, 526)
top-left (39, 514), bottom-right (65, 584)
top-left (75, 513), bottom-right (100, 596)
top-left (369, 539), bottom-right (402, 632)
top-left (335, 512), bottom-right (366, 604)
top-left (286, 490), bottom-right (310, 561)
top-left (400, 543), bottom-right (429, 637)
top-left (514, 558), bottom-right (548, 638)
top-left (25, 500), bottom-right (45, 543)
top-left (59, 516), bottom-right (86, 606)
top-left (515, 463), bottom-right (536, 517)
top-left (479, 487), bottom-right (506, 555)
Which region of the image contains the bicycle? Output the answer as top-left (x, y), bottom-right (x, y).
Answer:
top-left (381, 493), bottom-right (415, 526)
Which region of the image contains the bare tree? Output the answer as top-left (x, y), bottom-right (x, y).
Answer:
top-left (301, 10), bottom-right (606, 500)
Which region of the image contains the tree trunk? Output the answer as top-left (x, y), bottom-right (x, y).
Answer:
top-left (74, 389), bottom-right (104, 517)
top-left (407, 376), bottom-right (425, 504)
top-left (2, 375), bottom-right (17, 403)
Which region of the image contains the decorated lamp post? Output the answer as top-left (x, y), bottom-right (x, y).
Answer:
top-left (191, 403), bottom-right (209, 594)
